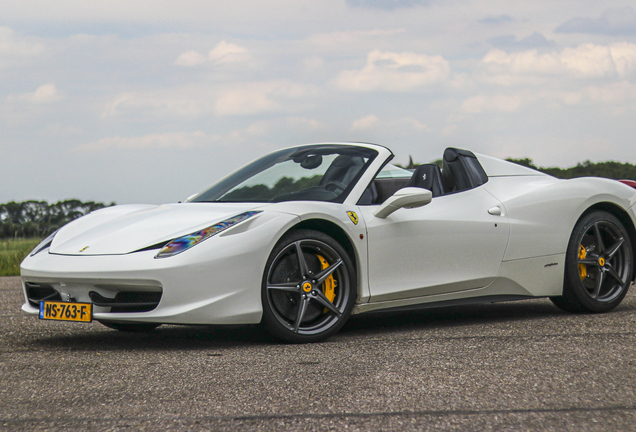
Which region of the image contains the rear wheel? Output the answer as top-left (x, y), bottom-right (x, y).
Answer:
top-left (551, 211), bottom-right (633, 313)
top-left (99, 321), bottom-right (161, 332)
top-left (261, 229), bottom-right (357, 343)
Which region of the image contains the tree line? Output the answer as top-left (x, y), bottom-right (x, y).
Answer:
top-left (4, 157), bottom-right (636, 239)
top-left (0, 199), bottom-right (114, 239)
top-left (505, 158), bottom-right (636, 180)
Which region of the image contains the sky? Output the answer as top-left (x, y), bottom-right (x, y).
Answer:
top-left (2, 0), bottom-right (636, 205)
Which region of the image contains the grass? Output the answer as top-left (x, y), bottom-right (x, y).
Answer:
top-left (0, 238), bottom-right (41, 277)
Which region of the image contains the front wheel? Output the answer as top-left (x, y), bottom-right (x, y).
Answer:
top-left (551, 211), bottom-right (633, 313)
top-left (261, 229), bottom-right (357, 343)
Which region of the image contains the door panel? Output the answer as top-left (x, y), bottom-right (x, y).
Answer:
top-left (361, 187), bottom-right (510, 302)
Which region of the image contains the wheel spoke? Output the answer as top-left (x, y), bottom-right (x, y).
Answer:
top-left (593, 223), bottom-right (605, 253)
top-left (592, 270), bottom-right (605, 299)
top-left (293, 297), bottom-right (310, 333)
top-left (294, 241), bottom-right (310, 277)
top-left (606, 265), bottom-right (625, 285)
top-left (578, 258), bottom-right (598, 266)
top-left (267, 282), bottom-right (301, 292)
top-left (315, 259), bottom-right (343, 285)
top-left (313, 290), bottom-right (342, 317)
top-left (606, 238), bottom-right (625, 259)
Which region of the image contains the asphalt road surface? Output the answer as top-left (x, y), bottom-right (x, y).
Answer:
top-left (2, 276), bottom-right (636, 431)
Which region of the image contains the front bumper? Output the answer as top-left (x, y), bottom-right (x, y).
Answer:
top-left (21, 212), bottom-right (300, 325)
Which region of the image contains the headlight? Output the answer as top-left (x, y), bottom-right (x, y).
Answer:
top-left (30, 230), bottom-right (59, 257)
top-left (155, 211), bottom-right (262, 259)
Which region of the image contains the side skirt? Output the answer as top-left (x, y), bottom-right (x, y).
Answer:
top-left (355, 294), bottom-right (536, 315)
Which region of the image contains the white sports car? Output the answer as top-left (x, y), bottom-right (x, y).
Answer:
top-left (20, 143), bottom-right (636, 343)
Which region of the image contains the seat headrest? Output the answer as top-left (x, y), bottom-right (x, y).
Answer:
top-left (332, 155), bottom-right (352, 167)
top-left (443, 148), bottom-right (459, 162)
top-left (444, 147), bottom-right (478, 162)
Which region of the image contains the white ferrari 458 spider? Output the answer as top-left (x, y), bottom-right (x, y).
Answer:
top-left (21, 143), bottom-right (636, 342)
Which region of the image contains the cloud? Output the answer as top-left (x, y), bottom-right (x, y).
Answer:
top-left (556, 7), bottom-right (636, 35)
top-left (175, 40), bottom-right (250, 67)
top-left (461, 93), bottom-right (528, 114)
top-left (42, 123), bottom-right (81, 136)
top-left (224, 116), bottom-right (325, 145)
top-left (214, 81), bottom-right (318, 116)
top-left (103, 87), bottom-right (213, 119)
top-left (75, 131), bottom-right (215, 152)
top-left (174, 50), bottom-right (207, 67)
top-left (461, 81), bottom-right (636, 114)
top-left (488, 32), bottom-right (556, 50)
top-left (6, 84), bottom-right (62, 104)
top-left (0, 26), bottom-right (44, 69)
top-left (283, 116), bottom-right (323, 131)
top-left (103, 80), bottom-right (317, 120)
top-left (345, 0), bottom-right (431, 10)
top-left (553, 81), bottom-right (636, 107)
top-left (335, 49), bottom-right (451, 92)
top-left (479, 15), bottom-right (515, 25)
top-left (350, 115), bottom-right (379, 131)
top-left (308, 29), bottom-right (406, 49)
top-left (77, 116), bottom-right (326, 154)
top-left (586, 81), bottom-right (636, 105)
top-left (350, 115), bottom-right (431, 132)
top-left (399, 117), bottom-right (431, 131)
top-left (208, 40), bottom-right (249, 63)
top-left (482, 43), bottom-right (636, 79)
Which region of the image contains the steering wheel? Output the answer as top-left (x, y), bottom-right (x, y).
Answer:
top-left (323, 180), bottom-right (347, 194)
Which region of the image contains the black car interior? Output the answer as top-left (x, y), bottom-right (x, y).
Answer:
top-left (358, 147), bottom-right (489, 205)
top-left (273, 154), bottom-right (368, 202)
top-left (319, 155), bottom-right (366, 193)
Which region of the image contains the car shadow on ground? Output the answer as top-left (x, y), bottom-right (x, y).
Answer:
top-left (23, 297), bottom-right (596, 352)
top-left (341, 298), bottom-right (573, 338)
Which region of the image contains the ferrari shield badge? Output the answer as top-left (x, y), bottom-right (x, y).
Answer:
top-left (347, 211), bottom-right (358, 225)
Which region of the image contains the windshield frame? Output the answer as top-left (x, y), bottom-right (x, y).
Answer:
top-left (189, 144), bottom-right (379, 204)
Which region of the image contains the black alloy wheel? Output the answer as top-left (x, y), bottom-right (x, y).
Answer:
top-left (551, 211), bottom-right (633, 313)
top-left (261, 229), bottom-right (356, 343)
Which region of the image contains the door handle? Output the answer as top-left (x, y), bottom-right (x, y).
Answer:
top-left (488, 206), bottom-right (502, 216)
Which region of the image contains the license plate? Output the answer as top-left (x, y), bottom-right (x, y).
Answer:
top-left (39, 301), bottom-right (92, 323)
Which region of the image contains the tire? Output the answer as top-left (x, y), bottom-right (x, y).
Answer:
top-left (99, 321), bottom-right (161, 332)
top-left (261, 229), bottom-right (357, 343)
top-left (551, 211), bottom-right (633, 313)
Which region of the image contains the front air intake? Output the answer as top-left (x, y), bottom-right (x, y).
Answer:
top-left (89, 291), bottom-right (162, 313)
top-left (25, 283), bottom-right (61, 308)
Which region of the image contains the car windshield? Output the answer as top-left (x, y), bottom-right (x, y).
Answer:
top-left (190, 144), bottom-right (378, 203)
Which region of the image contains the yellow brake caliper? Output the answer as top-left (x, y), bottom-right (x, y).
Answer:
top-left (578, 245), bottom-right (587, 281)
top-left (316, 255), bottom-right (336, 313)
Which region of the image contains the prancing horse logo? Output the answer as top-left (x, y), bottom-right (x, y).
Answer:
top-left (79, 246), bottom-right (89, 252)
top-left (302, 282), bottom-right (312, 293)
top-left (347, 211), bottom-right (358, 225)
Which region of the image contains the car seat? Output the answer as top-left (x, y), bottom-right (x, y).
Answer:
top-left (441, 148), bottom-right (488, 193)
top-left (405, 164), bottom-right (444, 197)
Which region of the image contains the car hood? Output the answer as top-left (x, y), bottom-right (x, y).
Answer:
top-left (50, 203), bottom-right (268, 256)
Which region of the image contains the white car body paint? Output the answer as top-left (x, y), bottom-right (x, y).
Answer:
top-left (20, 143), bottom-right (636, 326)
top-left (362, 186), bottom-right (509, 302)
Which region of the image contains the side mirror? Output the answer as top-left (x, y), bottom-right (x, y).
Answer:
top-left (373, 187), bottom-right (432, 219)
